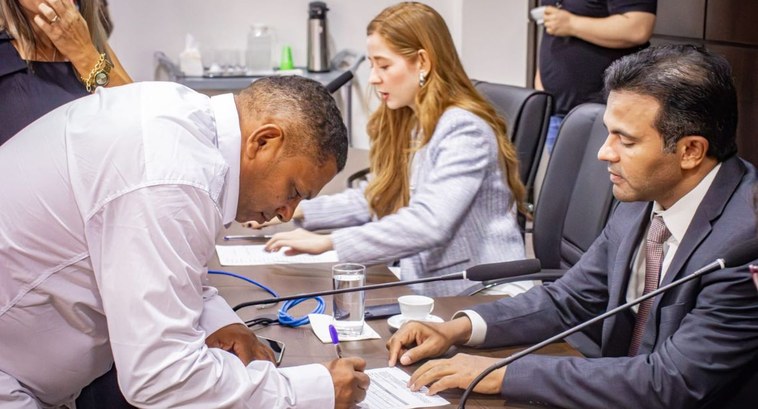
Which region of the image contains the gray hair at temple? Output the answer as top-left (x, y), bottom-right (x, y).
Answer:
top-left (236, 75), bottom-right (348, 172)
top-left (604, 44), bottom-right (738, 162)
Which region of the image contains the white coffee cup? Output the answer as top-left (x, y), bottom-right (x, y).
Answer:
top-left (398, 295), bottom-right (434, 320)
top-left (530, 6), bottom-right (546, 25)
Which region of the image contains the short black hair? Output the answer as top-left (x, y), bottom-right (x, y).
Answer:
top-left (604, 44), bottom-right (738, 161)
top-left (238, 76), bottom-right (348, 171)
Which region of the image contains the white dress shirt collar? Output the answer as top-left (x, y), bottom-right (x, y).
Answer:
top-left (210, 93), bottom-right (241, 226)
top-left (652, 163), bottom-right (722, 243)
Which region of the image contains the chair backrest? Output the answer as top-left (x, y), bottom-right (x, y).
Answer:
top-left (532, 103), bottom-right (615, 269)
top-left (472, 80), bottom-right (553, 201)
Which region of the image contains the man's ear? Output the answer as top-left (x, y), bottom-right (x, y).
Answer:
top-left (678, 135), bottom-right (710, 170)
top-left (242, 124), bottom-right (284, 160)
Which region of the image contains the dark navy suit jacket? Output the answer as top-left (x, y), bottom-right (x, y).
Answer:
top-left (471, 156), bottom-right (758, 408)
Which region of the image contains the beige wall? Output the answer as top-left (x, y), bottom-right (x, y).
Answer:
top-left (107, 0), bottom-right (529, 148)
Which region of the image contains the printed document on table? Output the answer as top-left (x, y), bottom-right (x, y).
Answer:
top-left (358, 367), bottom-right (449, 409)
top-left (215, 245), bottom-right (338, 266)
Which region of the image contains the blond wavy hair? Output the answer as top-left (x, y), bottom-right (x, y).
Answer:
top-left (365, 2), bottom-right (526, 218)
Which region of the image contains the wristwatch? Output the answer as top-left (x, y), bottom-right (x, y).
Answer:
top-left (83, 53), bottom-right (113, 93)
top-left (94, 60), bottom-right (112, 87)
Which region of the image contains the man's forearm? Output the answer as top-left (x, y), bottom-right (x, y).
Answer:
top-left (568, 12), bottom-right (655, 49)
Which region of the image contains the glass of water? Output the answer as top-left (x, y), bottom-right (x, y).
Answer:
top-left (332, 263), bottom-right (366, 336)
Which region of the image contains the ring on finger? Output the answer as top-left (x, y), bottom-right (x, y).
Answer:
top-left (50, 15), bottom-right (60, 23)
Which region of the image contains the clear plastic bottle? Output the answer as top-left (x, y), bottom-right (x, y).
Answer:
top-left (246, 24), bottom-right (273, 74)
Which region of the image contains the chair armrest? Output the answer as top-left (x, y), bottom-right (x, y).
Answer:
top-left (346, 167), bottom-right (370, 188)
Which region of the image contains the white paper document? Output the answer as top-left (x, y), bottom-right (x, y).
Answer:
top-left (308, 313), bottom-right (381, 342)
top-left (215, 245), bottom-right (338, 266)
top-left (359, 367), bottom-right (450, 409)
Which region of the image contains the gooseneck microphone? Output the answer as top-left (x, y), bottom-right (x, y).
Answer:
top-left (325, 54), bottom-right (366, 93)
top-left (232, 258), bottom-right (541, 312)
top-left (457, 238), bottom-right (758, 409)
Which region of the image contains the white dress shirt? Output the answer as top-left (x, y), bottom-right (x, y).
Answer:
top-left (0, 82), bottom-right (332, 408)
top-left (625, 163), bottom-right (721, 310)
top-left (458, 163), bottom-right (722, 346)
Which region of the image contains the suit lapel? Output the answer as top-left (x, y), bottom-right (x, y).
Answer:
top-left (641, 157), bottom-right (747, 351)
top-left (657, 157), bottom-right (746, 290)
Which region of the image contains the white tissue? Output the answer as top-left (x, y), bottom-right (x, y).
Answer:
top-left (179, 34), bottom-right (204, 77)
top-left (308, 314), bottom-right (381, 342)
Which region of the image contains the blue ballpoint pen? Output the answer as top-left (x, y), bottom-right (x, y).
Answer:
top-left (328, 324), bottom-right (343, 358)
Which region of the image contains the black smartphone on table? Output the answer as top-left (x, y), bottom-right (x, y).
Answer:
top-left (257, 335), bottom-right (285, 366)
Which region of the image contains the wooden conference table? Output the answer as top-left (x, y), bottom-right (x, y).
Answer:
top-left (210, 226), bottom-right (579, 409)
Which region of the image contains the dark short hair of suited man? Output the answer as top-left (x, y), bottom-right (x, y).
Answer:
top-left (603, 44), bottom-right (738, 161)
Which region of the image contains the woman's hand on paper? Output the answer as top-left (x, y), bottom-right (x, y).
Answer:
top-left (264, 228), bottom-right (333, 255)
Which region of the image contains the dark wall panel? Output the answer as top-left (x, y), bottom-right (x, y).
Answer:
top-left (706, 0), bottom-right (758, 46)
top-left (652, 0), bottom-right (758, 166)
top-left (653, 0), bottom-right (706, 39)
top-left (708, 44), bottom-right (758, 165)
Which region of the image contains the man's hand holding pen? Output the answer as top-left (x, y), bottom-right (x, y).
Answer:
top-left (325, 325), bottom-right (370, 408)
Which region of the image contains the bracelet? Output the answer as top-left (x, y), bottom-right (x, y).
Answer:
top-left (81, 53), bottom-right (112, 93)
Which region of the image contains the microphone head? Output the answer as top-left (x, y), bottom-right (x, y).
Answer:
top-left (723, 238), bottom-right (758, 268)
top-left (465, 258), bottom-right (542, 282)
top-left (325, 70), bottom-right (354, 93)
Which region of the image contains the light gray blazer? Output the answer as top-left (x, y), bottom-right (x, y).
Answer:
top-left (299, 108), bottom-right (525, 296)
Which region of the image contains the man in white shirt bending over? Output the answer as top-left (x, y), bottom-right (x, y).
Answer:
top-left (0, 76), bottom-right (368, 408)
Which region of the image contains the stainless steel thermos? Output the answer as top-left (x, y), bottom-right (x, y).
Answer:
top-left (307, 1), bottom-right (329, 72)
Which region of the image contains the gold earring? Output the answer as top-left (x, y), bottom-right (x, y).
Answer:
top-left (419, 71), bottom-right (426, 87)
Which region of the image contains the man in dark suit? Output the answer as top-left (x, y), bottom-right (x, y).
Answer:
top-left (386, 44), bottom-right (758, 409)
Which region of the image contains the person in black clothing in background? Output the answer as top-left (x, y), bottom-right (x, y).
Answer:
top-left (535, 0), bottom-right (656, 153)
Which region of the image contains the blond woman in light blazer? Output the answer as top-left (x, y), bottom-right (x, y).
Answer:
top-left (262, 2), bottom-right (530, 296)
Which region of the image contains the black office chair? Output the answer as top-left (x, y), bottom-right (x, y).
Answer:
top-left (458, 103), bottom-right (614, 356)
top-left (472, 80), bottom-right (552, 207)
top-left (531, 103), bottom-right (614, 269)
top-left (463, 102), bottom-right (613, 283)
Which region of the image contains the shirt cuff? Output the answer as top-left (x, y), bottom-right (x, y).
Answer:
top-left (199, 288), bottom-right (245, 336)
top-left (278, 364), bottom-right (335, 407)
top-left (452, 310), bottom-right (487, 346)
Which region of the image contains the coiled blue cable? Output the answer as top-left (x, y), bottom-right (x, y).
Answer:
top-left (208, 270), bottom-right (323, 327)
top-left (277, 297), bottom-right (325, 327)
